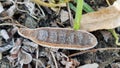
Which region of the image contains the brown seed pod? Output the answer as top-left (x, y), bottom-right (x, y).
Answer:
top-left (18, 27), bottom-right (97, 50)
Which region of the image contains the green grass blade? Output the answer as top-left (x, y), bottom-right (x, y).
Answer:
top-left (69, 3), bottom-right (76, 12)
top-left (83, 2), bottom-right (94, 12)
top-left (73, 0), bottom-right (83, 30)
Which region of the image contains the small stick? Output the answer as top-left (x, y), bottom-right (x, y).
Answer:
top-left (36, 46), bottom-right (39, 68)
top-left (50, 51), bottom-right (58, 68)
top-left (106, 0), bottom-right (111, 6)
top-left (67, 3), bottom-right (73, 27)
top-left (68, 47), bottom-right (120, 57)
top-left (31, 0), bottom-right (67, 7)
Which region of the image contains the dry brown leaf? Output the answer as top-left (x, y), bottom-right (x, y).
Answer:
top-left (80, 0), bottom-right (120, 32)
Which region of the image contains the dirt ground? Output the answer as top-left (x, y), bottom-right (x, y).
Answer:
top-left (0, 0), bottom-right (120, 68)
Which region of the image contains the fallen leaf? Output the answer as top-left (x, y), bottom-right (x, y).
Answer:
top-left (80, 0), bottom-right (120, 32)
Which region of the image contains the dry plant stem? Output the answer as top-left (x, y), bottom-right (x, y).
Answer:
top-left (0, 16), bottom-right (14, 23)
top-left (106, 0), bottom-right (111, 5)
top-left (33, 59), bottom-right (46, 68)
top-left (109, 29), bottom-right (120, 45)
top-left (37, 4), bottom-right (45, 17)
top-left (16, 7), bottom-right (38, 20)
top-left (67, 3), bottom-right (73, 27)
top-left (50, 51), bottom-right (58, 68)
top-left (68, 47), bottom-right (120, 57)
top-left (36, 46), bottom-right (39, 68)
top-left (0, 23), bottom-right (27, 28)
top-left (0, 53), bottom-right (2, 60)
top-left (31, 0), bottom-right (66, 7)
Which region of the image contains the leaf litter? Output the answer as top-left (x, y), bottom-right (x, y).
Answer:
top-left (0, 0), bottom-right (120, 68)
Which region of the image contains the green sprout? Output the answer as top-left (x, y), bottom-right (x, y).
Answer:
top-left (70, 0), bottom-right (94, 30)
top-left (73, 0), bottom-right (83, 30)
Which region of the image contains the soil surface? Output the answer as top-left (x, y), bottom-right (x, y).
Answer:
top-left (0, 0), bottom-right (120, 68)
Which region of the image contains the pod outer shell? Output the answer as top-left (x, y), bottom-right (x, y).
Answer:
top-left (18, 27), bottom-right (98, 50)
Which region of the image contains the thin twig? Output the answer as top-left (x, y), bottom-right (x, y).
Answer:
top-left (33, 58), bottom-right (46, 68)
top-left (0, 22), bottom-right (26, 28)
top-left (37, 4), bottom-right (45, 17)
top-left (68, 47), bottom-right (120, 57)
top-left (36, 46), bottom-right (39, 68)
top-left (31, 0), bottom-right (67, 7)
top-left (106, 0), bottom-right (111, 6)
top-left (67, 3), bottom-right (73, 27)
top-left (50, 51), bottom-right (58, 68)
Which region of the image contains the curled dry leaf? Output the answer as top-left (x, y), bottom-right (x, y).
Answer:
top-left (80, 0), bottom-right (120, 32)
top-left (18, 50), bottom-right (32, 64)
top-left (18, 27), bottom-right (97, 50)
top-left (0, 29), bottom-right (10, 41)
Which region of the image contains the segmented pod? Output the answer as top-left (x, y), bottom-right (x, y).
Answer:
top-left (18, 27), bottom-right (98, 50)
